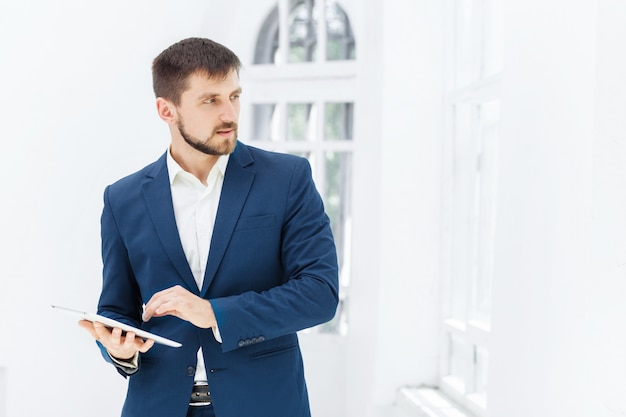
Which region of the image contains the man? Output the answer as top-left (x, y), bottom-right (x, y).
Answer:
top-left (80, 37), bottom-right (339, 417)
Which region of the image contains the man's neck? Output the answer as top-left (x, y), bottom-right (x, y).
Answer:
top-left (169, 144), bottom-right (219, 186)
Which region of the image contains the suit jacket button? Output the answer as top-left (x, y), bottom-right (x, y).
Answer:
top-left (258, 336), bottom-right (265, 342)
top-left (238, 340), bottom-right (246, 347)
top-left (187, 366), bottom-right (195, 376)
top-left (251, 337), bottom-right (258, 344)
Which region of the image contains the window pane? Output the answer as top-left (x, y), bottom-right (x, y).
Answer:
top-left (289, 0), bottom-right (317, 63)
top-left (325, 2), bottom-right (356, 60)
top-left (454, 0), bottom-right (502, 84)
top-left (482, 0), bottom-right (502, 77)
top-left (324, 151), bottom-right (352, 279)
top-left (472, 99), bottom-right (500, 323)
top-left (454, 0), bottom-right (475, 87)
top-left (325, 102), bottom-right (353, 141)
top-left (449, 102), bottom-right (473, 320)
top-left (287, 103), bottom-right (316, 141)
top-left (317, 151), bottom-right (352, 334)
top-left (253, 7), bottom-right (280, 64)
top-left (474, 345), bottom-right (489, 402)
top-left (448, 333), bottom-right (468, 392)
top-left (251, 103), bottom-right (278, 141)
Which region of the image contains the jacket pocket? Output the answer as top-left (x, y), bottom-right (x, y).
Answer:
top-left (249, 342), bottom-right (298, 360)
top-left (234, 215), bottom-right (276, 231)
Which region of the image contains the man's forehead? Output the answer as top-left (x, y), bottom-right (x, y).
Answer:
top-left (184, 71), bottom-right (240, 94)
top-left (191, 69), bottom-right (239, 83)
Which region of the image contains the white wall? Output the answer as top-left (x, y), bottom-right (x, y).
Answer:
top-left (0, 367), bottom-right (5, 417)
top-left (587, 1), bottom-right (626, 415)
top-left (488, 1), bottom-right (626, 417)
top-left (374, 0), bottom-right (443, 404)
top-left (346, 2), bottom-right (444, 417)
top-left (0, 1), bottom-right (252, 416)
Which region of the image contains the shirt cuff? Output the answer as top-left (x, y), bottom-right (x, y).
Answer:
top-left (212, 324), bottom-right (223, 343)
top-left (109, 351), bottom-right (139, 369)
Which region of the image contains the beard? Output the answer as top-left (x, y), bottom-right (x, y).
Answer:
top-left (177, 117), bottom-right (238, 156)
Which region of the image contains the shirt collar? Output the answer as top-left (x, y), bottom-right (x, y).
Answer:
top-left (166, 148), bottom-right (230, 185)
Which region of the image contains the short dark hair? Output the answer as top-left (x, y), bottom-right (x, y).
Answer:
top-left (152, 37), bottom-right (242, 105)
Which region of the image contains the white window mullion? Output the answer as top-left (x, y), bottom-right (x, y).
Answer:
top-left (277, 100), bottom-right (288, 142)
top-left (314, 149), bottom-right (326, 201)
top-left (278, 0), bottom-right (290, 65)
top-left (316, 100), bottom-right (325, 142)
top-left (309, 99), bottom-right (323, 194)
top-left (316, 0), bottom-right (327, 64)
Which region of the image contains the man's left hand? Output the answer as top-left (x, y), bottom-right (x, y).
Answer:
top-left (142, 285), bottom-right (217, 329)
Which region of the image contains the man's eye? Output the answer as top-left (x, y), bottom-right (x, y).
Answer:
top-left (204, 99), bottom-right (216, 104)
top-left (231, 95), bottom-right (240, 101)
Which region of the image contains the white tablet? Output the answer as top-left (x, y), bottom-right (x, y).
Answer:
top-left (52, 305), bottom-right (182, 348)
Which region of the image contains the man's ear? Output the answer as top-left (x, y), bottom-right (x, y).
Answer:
top-left (156, 97), bottom-right (177, 124)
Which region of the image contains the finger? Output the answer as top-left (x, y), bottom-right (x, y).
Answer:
top-left (111, 327), bottom-right (123, 345)
top-left (143, 297), bottom-right (164, 321)
top-left (93, 322), bottom-right (112, 342)
top-left (78, 320), bottom-right (98, 339)
top-left (144, 297), bottom-right (176, 321)
top-left (142, 304), bottom-right (156, 321)
top-left (78, 319), bottom-right (93, 328)
top-left (139, 339), bottom-right (155, 353)
top-left (154, 300), bottom-right (177, 317)
top-left (122, 331), bottom-right (145, 350)
top-left (144, 285), bottom-right (189, 318)
top-left (123, 331), bottom-right (136, 349)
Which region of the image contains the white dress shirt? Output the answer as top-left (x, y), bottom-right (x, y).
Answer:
top-left (166, 148), bottom-right (229, 383)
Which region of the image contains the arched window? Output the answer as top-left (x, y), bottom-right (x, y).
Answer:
top-left (254, 0), bottom-right (356, 64)
top-left (243, 0), bottom-right (356, 334)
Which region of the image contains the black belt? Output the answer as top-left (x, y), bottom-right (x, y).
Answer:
top-left (190, 382), bottom-right (211, 406)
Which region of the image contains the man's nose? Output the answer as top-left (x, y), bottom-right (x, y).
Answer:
top-left (220, 101), bottom-right (237, 122)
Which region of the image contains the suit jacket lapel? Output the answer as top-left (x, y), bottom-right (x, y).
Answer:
top-left (201, 143), bottom-right (255, 295)
top-left (142, 153), bottom-right (198, 293)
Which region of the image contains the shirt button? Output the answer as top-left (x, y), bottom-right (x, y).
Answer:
top-left (187, 366), bottom-right (195, 376)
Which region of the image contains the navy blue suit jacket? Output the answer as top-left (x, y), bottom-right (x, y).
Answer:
top-left (96, 142), bottom-right (339, 417)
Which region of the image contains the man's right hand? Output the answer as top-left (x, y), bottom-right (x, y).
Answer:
top-left (79, 320), bottom-right (155, 360)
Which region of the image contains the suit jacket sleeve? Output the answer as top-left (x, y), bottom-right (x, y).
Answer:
top-left (210, 157), bottom-right (339, 352)
top-left (96, 185), bottom-right (144, 375)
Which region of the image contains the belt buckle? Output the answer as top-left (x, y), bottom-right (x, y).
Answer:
top-left (190, 382), bottom-right (211, 406)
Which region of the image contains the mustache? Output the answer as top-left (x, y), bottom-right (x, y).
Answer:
top-left (215, 122), bottom-right (238, 132)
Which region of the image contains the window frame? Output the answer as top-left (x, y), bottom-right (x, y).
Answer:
top-left (440, 0), bottom-right (502, 414)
